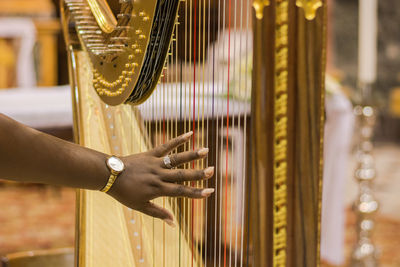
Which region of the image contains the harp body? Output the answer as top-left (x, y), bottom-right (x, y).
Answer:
top-left (61, 0), bottom-right (327, 266)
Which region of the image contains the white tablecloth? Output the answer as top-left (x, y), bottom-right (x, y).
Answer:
top-left (0, 86), bottom-right (72, 129)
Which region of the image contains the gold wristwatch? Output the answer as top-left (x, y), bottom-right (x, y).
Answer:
top-left (101, 156), bottom-right (125, 193)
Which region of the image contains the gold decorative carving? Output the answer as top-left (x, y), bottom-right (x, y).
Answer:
top-left (64, 0), bottom-right (174, 105)
top-left (253, 0), bottom-right (270, 20)
top-left (86, 0), bottom-right (117, 33)
top-left (273, 0), bottom-right (289, 266)
top-left (296, 0), bottom-right (323, 20)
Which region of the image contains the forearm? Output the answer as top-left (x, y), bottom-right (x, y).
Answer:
top-left (0, 113), bottom-right (108, 190)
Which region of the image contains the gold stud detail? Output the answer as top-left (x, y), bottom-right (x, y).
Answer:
top-left (296, 0), bottom-right (322, 20)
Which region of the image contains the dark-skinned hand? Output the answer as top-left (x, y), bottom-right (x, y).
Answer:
top-left (106, 131), bottom-right (214, 227)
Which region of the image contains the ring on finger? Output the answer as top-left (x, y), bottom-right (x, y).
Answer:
top-left (163, 155), bottom-right (174, 169)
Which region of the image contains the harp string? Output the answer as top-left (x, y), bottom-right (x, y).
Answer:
top-left (151, 78), bottom-right (155, 267)
top-left (156, 47), bottom-right (160, 266)
top-left (205, 0), bottom-right (211, 262)
top-left (244, 0), bottom-right (251, 263)
top-left (204, 0), bottom-right (212, 262)
top-left (191, 0), bottom-right (197, 264)
top-left (188, 0), bottom-right (193, 265)
top-left (235, 0), bottom-right (242, 264)
top-left (138, 104), bottom-right (145, 264)
top-left (176, 23), bottom-right (180, 267)
top-left (170, 25), bottom-right (175, 265)
top-left (183, 0), bottom-right (189, 263)
top-left (233, 0), bottom-right (239, 263)
top-left (196, 0), bottom-right (203, 259)
top-left (213, 0), bottom-right (220, 265)
top-left (219, 0), bottom-right (226, 265)
top-left (229, 0), bottom-right (237, 264)
top-left (216, 0), bottom-right (222, 265)
top-left (162, 59), bottom-right (165, 267)
top-left (179, 46), bottom-right (183, 267)
top-left (199, 0), bottom-right (204, 261)
top-left (219, 1), bottom-right (227, 267)
top-left (167, 5), bottom-right (173, 264)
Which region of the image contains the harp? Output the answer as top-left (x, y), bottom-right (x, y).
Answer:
top-left (61, 0), bottom-right (327, 266)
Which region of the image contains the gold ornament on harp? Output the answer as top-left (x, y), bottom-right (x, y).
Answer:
top-left (63, 0), bottom-right (180, 105)
top-left (253, 0), bottom-right (270, 20)
top-left (86, 0), bottom-right (117, 33)
top-left (296, 0), bottom-right (323, 20)
top-left (273, 0), bottom-right (289, 266)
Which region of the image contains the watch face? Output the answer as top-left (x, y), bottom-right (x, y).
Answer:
top-left (108, 156), bottom-right (124, 172)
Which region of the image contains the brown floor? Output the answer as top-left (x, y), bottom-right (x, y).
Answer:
top-left (0, 183), bottom-right (75, 255)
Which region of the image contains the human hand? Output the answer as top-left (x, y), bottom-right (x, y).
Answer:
top-left (106, 131), bottom-right (214, 227)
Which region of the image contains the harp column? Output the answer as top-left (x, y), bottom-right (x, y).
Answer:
top-left (250, 0), bottom-right (326, 266)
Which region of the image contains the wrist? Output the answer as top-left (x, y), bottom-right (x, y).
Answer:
top-left (100, 155), bottom-right (125, 193)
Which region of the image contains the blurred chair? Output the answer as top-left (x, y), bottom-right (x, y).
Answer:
top-left (1, 247), bottom-right (74, 267)
top-left (0, 18), bottom-right (37, 88)
top-left (0, 0), bottom-right (60, 88)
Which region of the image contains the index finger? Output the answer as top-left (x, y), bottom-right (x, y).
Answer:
top-left (151, 131), bottom-right (193, 157)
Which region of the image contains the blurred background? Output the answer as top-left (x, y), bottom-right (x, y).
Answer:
top-left (0, 0), bottom-right (399, 266)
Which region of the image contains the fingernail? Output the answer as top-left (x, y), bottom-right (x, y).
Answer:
top-left (182, 131), bottom-right (193, 139)
top-left (164, 218), bottom-right (176, 228)
top-left (201, 188), bottom-right (215, 197)
top-left (198, 148), bottom-right (209, 156)
top-left (204, 167), bottom-right (215, 178)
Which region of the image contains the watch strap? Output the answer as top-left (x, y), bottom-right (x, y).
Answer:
top-left (101, 172), bottom-right (118, 193)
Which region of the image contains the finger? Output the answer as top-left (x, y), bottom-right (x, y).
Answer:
top-left (161, 167), bottom-right (214, 182)
top-left (163, 148), bottom-right (209, 168)
top-left (152, 131), bottom-right (193, 157)
top-left (161, 183), bottom-right (215, 198)
top-left (139, 202), bottom-right (176, 227)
